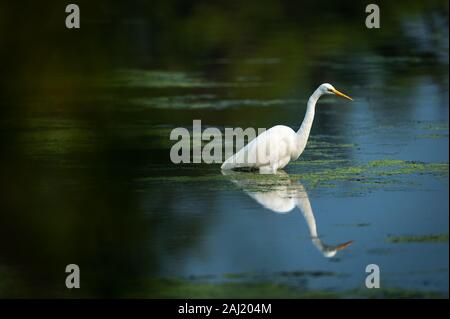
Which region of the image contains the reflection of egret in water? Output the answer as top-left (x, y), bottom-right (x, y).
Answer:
top-left (222, 170), bottom-right (353, 258)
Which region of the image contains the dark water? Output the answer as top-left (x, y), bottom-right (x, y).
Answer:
top-left (0, 1), bottom-right (448, 297)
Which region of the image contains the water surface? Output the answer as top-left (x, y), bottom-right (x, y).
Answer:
top-left (0, 0), bottom-right (448, 298)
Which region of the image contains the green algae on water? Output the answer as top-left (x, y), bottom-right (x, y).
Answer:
top-left (138, 159), bottom-right (448, 194)
top-left (130, 277), bottom-right (447, 299)
top-left (106, 69), bottom-right (216, 88)
top-left (130, 96), bottom-right (300, 110)
top-left (416, 133), bottom-right (449, 139)
top-left (387, 234), bottom-right (449, 244)
top-left (100, 69), bottom-right (264, 89)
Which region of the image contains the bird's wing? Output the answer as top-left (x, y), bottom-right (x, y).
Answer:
top-left (221, 129), bottom-right (273, 170)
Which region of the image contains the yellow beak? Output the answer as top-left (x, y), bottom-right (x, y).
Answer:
top-left (332, 88), bottom-right (353, 101)
top-left (335, 240), bottom-right (354, 251)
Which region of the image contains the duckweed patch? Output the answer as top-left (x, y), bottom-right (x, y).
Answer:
top-left (105, 69), bottom-right (216, 88)
top-left (369, 160), bottom-right (448, 177)
top-left (101, 69), bottom-right (263, 89)
top-left (285, 160), bottom-right (448, 192)
top-left (221, 270), bottom-right (336, 280)
top-left (292, 160), bottom-right (448, 188)
top-left (138, 159), bottom-right (448, 194)
top-left (420, 122), bottom-right (449, 131)
top-left (367, 248), bottom-right (396, 255)
top-left (387, 234), bottom-right (449, 244)
top-left (18, 126), bottom-right (100, 156)
top-left (131, 95), bottom-right (300, 110)
top-left (136, 278), bottom-right (323, 298)
top-left (416, 133), bottom-right (449, 139)
top-left (336, 222), bottom-right (371, 228)
top-left (132, 277), bottom-right (446, 299)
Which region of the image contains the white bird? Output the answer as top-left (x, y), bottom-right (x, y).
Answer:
top-left (221, 83), bottom-right (353, 173)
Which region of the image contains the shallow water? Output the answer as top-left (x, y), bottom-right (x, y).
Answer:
top-left (0, 1), bottom-right (448, 298)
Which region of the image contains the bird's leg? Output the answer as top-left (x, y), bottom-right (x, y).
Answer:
top-left (270, 164), bottom-right (277, 174)
top-left (259, 149), bottom-right (278, 173)
top-left (259, 165), bottom-right (277, 174)
top-left (269, 149), bottom-right (278, 173)
top-left (259, 165), bottom-right (274, 174)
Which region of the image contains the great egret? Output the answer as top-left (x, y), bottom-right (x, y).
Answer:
top-left (221, 83), bottom-right (353, 173)
top-left (222, 170), bottom-right (353, 258)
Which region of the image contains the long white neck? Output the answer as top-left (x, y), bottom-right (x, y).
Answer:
top-left (296, 88), bottom-right (322, 142)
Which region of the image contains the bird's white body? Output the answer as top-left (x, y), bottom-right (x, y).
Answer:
top-left (221, 125), bottom-right (307, 173)
top-left (221, 83), bottom-right (352, 173)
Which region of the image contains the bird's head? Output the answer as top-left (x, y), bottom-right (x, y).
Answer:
top-left (319, 83), bottom-right (353, 101)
